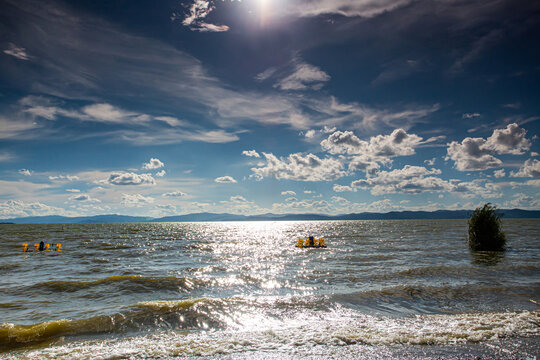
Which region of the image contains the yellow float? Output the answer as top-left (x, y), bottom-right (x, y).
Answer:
top-left (296, 236), bottom-right (326, 248)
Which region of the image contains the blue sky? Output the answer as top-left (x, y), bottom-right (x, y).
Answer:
top-left (1, 0), bottom-right (539, 218)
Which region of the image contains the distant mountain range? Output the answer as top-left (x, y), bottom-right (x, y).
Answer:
top-left (1, 209), bottom-right (539, 224)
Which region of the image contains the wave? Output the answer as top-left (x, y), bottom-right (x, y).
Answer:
top-left (1, 297), bottom-right (538, 358)
top-left (2, 294), bottom-right (539, 353)
top-left (25, 275), bottom-right (210, 293)
top-left (371, 263), bottom-right (540, 280)
top-left (0, 297), bottom-right (228, 350)
top-left (334, 283), bottom-right (540, 304)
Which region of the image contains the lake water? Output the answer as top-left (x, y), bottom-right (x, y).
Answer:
top-left (1, 220), bottom-right (539, 359)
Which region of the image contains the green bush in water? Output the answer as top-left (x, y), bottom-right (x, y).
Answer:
top-left (468, 203), bottom-right (506, 251)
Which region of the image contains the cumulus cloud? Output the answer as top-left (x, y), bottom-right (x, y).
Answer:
top-left (484, 123), bottom-right (531, 155)
top-left (504, 193), bottom-right (540, 209)
top-left (322, 128), bottom-right (422, 158)
top-left (304, 130), bottom-right (317, 138)
top-left (321, 128), bottom-right (423, 175)
top-left (446, 137), bottom-right (502, 171)
top-left (162, 191), bottom-right (187, 197)
top-left (155, 170), bottom-right (166, 177)
top-left (275, 62), bottom-right (331, 91)
top-left (18, 169), bottom-right (32, 176)
top-left (69, 194), bottom-right (100, 203)
top-left (219, 195), bottom-right (260, 214)
top-left (511, 159), bottom-right (540, 178)
top-left (3, 43), bottom-right (30, 60)
top-left (107, 172), bottom-right (156, 186)
top-left (242, 150), bottom-right (260, 158)
top-left (179, 0), bottom-right (229, 32)
top-left (0, 200), bottom-right (67, 218)
top-left (251, 152), bottom-right (346, 182)
top-left (333, 184), bottom-right (354, 192)
top-left (494, 169), bottom-right (506, 178)
top-left (281, 190), bottom-right (296, 196)
top-left (66, 189), bottom-right (80, 193)
top-left (446, 123), bottom-right (530, 171)
top-left (215, 176), bottom-right (237, 183)
top-left (142, 158), bottom-right (164, 170)
top-left (352, 166), bottom-right (448, 195)
top-left (121, 193), bottom-right (154, 207)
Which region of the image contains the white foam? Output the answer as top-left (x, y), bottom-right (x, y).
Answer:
top-left (4, 309), bottom-right (538, 360)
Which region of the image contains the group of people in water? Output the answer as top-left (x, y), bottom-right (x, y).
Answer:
top-left (22, 241), bottom-right (62, 252)
top-left (297, 236), bottom-right (326, 248)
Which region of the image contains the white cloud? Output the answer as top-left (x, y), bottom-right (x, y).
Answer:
top-left (142, 158), bottom-right (164, 170)
top-left (446, 137), bottom-right (502, 171)
top-left (503, 193), bottom-right (540, 209)
top-left (215, 176), bottom-right (237, 183)
top-left (3, 43), bottom-right (30, 60)
top-left (69, 194), bottom-right (100, 203)
top-left (462, 113), bottom-right (480, 119)
top-left (242, 150), bottom-right (260, 158)
top-left (282, 0), bottom-right (414, 19)
top-left (511, 159), bottom-right (540, 178)
top-left (0, 115), bottom-right (43, 140)
top-left (107, 172), bottom-right (156, 186)
top-left (82, 103), bottom-right (142, 124)
top-left (49, 175), bottom-right (80, 182)
top-left (484, 123), bottom-right (531, 155)
top-left (321, 128), bottom-right (423, 175)
top-left (281, 190), bottom-right (296, 196)
top-left (494, 169), bottom-right (506, 178)
top-left (531, 152), bottom-right (539, 157)
top-left (162, 191), bottom-right (187, 197)
top-left (331, 196), bottom-right (350, 206)
top-left (424, 158), bottom-right (436, 166)
top-left (18, 169), bottom-right (32, 176)
top-left (271, 198), bottom-right (334, 214)
top-left (251, 152), bottom-right (346, 182)
top-left (219, 195), bottom-right (260, 214)
top-left (275, 62), bottom-right (331, 91)
top-left (304, 129), bottom-right (316, 138)
top-left (180, 0), bottom-right (229, 32)
top-left (0, 200), bottom-right (68, 218)
top-left (255, 67), bottom-right (277, 81)
top-left (154, 116), bottom-right (186, 127)
top-left (66, 189), bottom-right (80, 193)
top-left (333, 184), bottom-right (354, 192)
top-left (121, 193), bottom-right (154, 207)
top-left (322, 128), bottom-right (422, 158)
top-left (156, 204), bottom-right (177, 213)
top-left (446, 123), bottom-right (531, 171)
top-left (155, 170), bottom-right (166, 177)
top-left (352, 166), bottom-right (448, 195)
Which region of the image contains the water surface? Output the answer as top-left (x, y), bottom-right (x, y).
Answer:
top-left (1, 220), bottom-right (539, 359)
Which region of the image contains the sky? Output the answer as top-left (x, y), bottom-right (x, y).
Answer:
top-left (0, 0), bottom-right (539, 218)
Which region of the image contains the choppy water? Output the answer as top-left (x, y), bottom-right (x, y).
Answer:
top-left (0, 220), bottom-right (539, 359)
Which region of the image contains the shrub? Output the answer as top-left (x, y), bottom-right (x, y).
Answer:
top-left (468, 203), bottom-right (506, 251)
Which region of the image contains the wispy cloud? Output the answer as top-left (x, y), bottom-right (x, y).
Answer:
top-left (3, 43), bottom-right (30, 60)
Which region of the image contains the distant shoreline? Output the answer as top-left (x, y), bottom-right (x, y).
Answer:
top-left (1, 209), bottom-right (539, 224)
